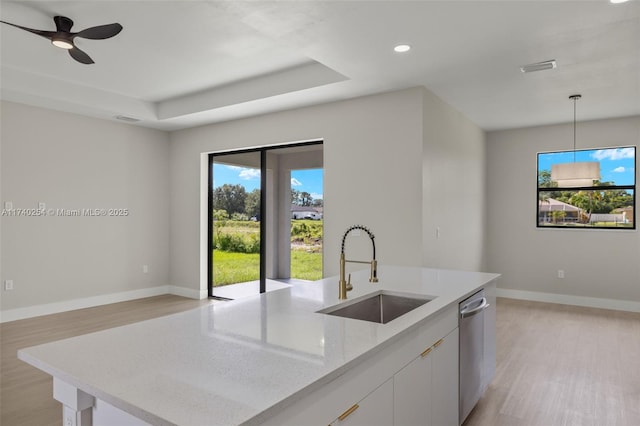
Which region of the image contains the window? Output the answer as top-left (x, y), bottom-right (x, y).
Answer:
top-left (537, 146), bottom-right (636, 229)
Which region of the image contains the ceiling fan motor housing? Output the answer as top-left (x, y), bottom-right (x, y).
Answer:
top-left (54, 16), bottom-right (74, 32)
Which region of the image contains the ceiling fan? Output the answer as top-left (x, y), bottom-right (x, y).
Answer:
top-left (0, 15), bottom-right (122, 64)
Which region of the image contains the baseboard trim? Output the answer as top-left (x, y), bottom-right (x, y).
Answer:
top-left (496, 288), bottom-right (640, 313)
top-left (0, 286), bottom-right (170, 323)
top-left (0, 285), bottom-right (209, 323)
top-left (168, 285), bottom-right (207, 300)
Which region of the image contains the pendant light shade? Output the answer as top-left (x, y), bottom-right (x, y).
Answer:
top-left (551, 162), bottom-right (600, 187)
top-left (550, 95), bottom-right (600, 187)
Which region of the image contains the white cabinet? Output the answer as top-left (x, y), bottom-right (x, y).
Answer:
top-left (394, 328), bottom-right (459, 426)
top-left (258, 305), bottom-right (461, 426)
top-left (431, 328), bottom-right (459, 426)
top-left (329, 378), bottom-right (394, 426)
top-left (394, 343), bottom-right (432, 425)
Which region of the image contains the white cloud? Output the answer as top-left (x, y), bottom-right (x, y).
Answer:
top-left (239, 169), bottom-right (260, 180)
top-left (291, 178), bottom-right (302, 186)
top-left (311, 192), bottom-right (323, 200)
top-left (591, 148), bottom-right (635, 161)
top-left (612, 166), bottom-right (626, 173)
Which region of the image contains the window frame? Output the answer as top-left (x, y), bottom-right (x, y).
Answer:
top-left (536, 146), bottom-right (636, 230)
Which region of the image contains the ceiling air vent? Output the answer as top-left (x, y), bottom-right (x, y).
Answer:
top-left (520, 60), bottom-right (557, 73)
top-left (115, 115), bottom-right (140, 123)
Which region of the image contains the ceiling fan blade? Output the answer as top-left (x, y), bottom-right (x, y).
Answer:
top-left (68, 46), bottom-right (94, 64)
top-left (75, 23), bottom-right (122, 40)
top-left (0, 20), bottom-right (55, 40)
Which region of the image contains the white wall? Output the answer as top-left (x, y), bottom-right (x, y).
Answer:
top-left (486, 116), bottom-right (640, 305)
top-left (0, 86), bottom-right (489, 318)
top-left (169, 87), bottom-right (488, 295)
top-left (170, 88), bottom-right (425, 294)
top-left (422, 90), bottom-right (487, 271)
top-left (1, 101), bottom-right (171, 316)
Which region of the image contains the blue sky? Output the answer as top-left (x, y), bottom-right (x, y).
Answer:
top-left (538, 147), bottom-right (635, 186)
top-left (213, 164), bottom-right (323, 200)
top-left (290, 168), bottom-right (323, 200)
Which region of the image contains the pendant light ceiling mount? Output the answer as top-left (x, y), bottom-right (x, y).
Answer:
top-left (569, 94), bottom-right (582, 154)
top-left (551, 94), bottom-right (600, 188)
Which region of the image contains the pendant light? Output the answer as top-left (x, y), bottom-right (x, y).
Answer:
top-left (551, 94), bottom-right (600, 187)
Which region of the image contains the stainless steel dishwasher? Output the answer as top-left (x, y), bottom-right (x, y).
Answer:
top-left (459, 289), bottom-right (490, 424)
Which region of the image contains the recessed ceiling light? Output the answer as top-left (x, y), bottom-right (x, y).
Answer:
top-left (610, 0), bottom-right (629, 3)
top-left (394, 44), bottom-right (411, 53)
top-left (520, 59), bottom-right (557, 73)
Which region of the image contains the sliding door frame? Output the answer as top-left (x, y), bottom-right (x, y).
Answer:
top-left (208, 140), bottom-right (323, 298)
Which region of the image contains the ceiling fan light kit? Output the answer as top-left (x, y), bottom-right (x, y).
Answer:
top-left (52, 37), bottom-right (74, 49)
top-left (0, 15), bottom-right (122, 64)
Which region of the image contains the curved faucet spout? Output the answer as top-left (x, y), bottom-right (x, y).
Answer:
top-left (339, 225), bottom-right (378, 299)
top-left (341, 225), bottom-right (376, 260)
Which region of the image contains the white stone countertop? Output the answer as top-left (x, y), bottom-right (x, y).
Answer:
top-left (18, 266), bottom-right (500, 426)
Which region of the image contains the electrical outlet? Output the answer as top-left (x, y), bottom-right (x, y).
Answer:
top-left (4, 280), bottom-right (14, 291)
top-left (557, 270), bottom-right (565, 279)
top-left (143, 265), bottom-right (149, 274)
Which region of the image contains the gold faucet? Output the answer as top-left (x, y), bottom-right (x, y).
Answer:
top-left (339, 225), bottom-right (378, 299)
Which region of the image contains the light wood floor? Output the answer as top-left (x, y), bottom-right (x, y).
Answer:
top-left (2, 296), bottom-right (639, 426)
top-left (0, 294), bottom-right (213, 426)
top-left (464, 298), bottom-right (640, 426)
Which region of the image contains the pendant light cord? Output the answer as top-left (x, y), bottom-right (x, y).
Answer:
top-left (573, 96), bottom-right (577, 162)
top-left (569, 94), bottom-right (581, 163)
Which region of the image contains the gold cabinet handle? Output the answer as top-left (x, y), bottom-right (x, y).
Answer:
top-left (433, 338), bottom-right (444, 348)
top-left (338, 404), bottom-right (359, 421)
top-left (420, 347), bottom-right (432, 357)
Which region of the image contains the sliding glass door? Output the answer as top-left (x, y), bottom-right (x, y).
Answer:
top-left (290, 168), bottom-right (323, 281)
top-left (210, 151), bottom-right (263, 298)
top-left (208, 141), bottom-right (323, 299)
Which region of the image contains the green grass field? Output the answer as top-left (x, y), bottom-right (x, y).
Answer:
top-left (212, 250), bottom-right (260, 286)
top-left (213, 249), bottom-right (322, 286)
top-left (212, 219), bottom-right (323, 286)
top-left (290, 249), bottom-right (323, 280)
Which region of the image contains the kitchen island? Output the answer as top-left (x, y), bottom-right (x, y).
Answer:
top-left (18, 266), bottom-right (499, 426)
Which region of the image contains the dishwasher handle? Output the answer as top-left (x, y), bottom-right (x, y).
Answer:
top-left (460, 297), bottom-right (489, 319)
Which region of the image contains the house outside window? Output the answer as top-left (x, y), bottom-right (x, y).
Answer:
top-left (537, 146), bottom-right (636, 229)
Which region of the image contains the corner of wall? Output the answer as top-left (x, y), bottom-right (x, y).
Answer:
top-left (420, 87), bottom-right (487, 272)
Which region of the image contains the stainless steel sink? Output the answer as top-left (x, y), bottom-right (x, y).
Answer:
top-left (318, 291), bottom-right (432, 324)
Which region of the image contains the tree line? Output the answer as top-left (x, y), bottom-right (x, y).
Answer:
top-left (538, 170), bottom-right (634, 216)
top-left (213, 184), bottom-right (323, 220)
top-left (291, 188), bottom-right (323, 207)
